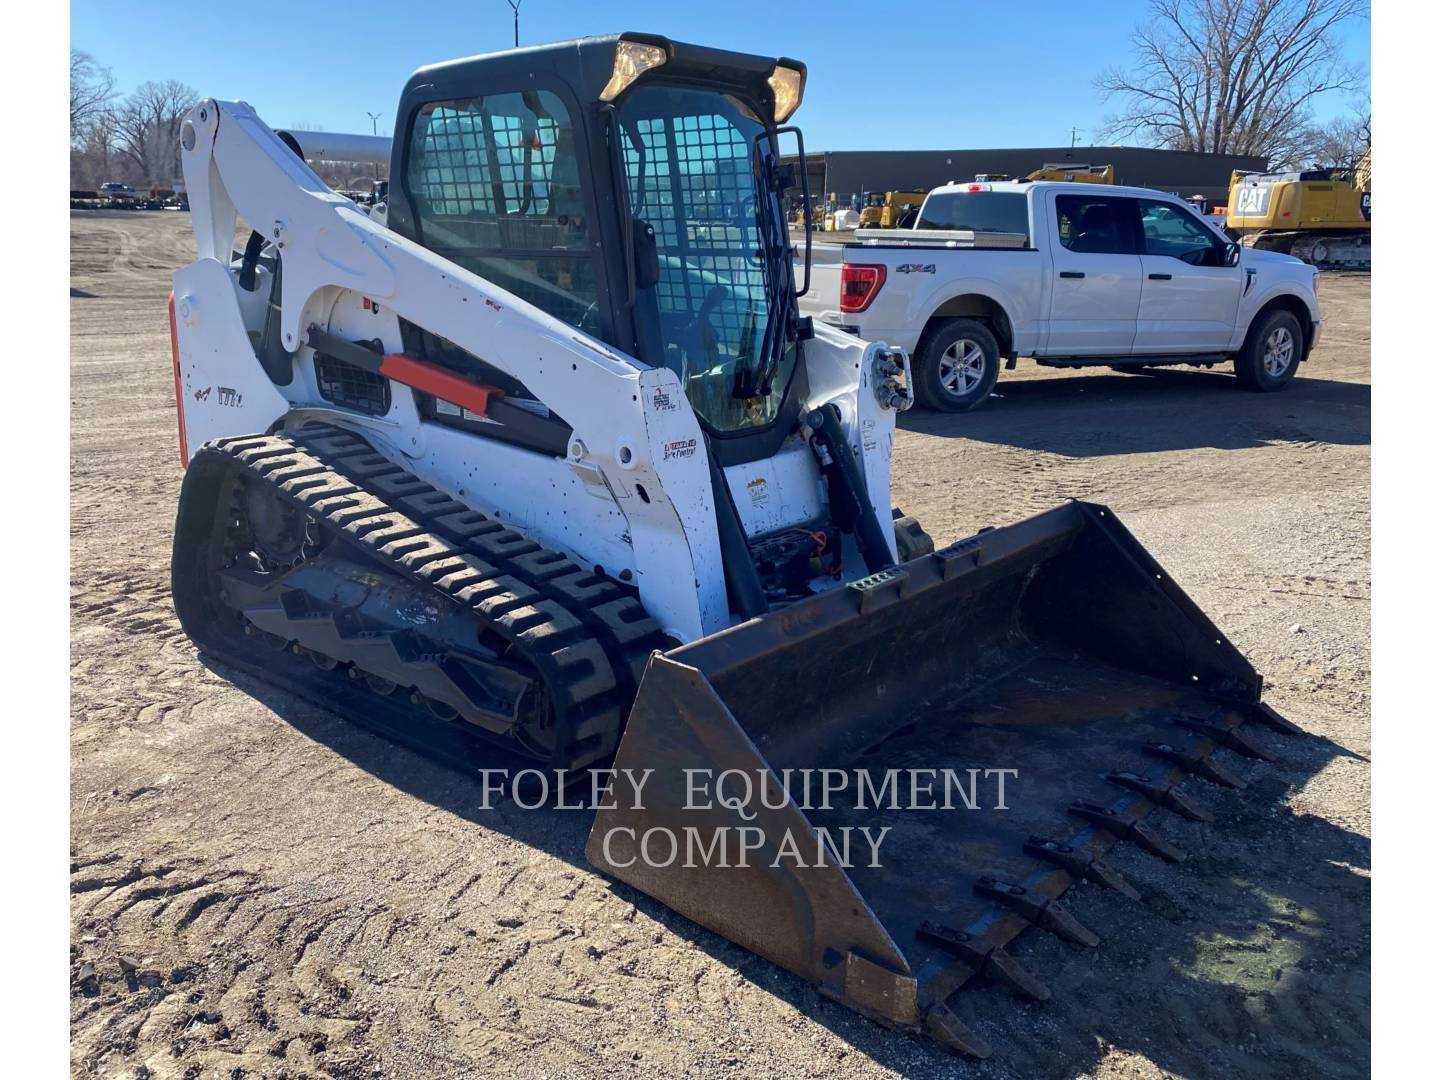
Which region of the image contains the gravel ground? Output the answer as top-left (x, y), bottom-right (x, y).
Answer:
top-left (70, 210), bottom-right (1370, 1079)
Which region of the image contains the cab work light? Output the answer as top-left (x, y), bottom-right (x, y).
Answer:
top-left (599, 41), bottom-right (668, 102)
top-left (768, 63), bottom-right (805, 122)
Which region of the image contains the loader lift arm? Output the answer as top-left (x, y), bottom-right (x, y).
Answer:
top-left (176, 96), bottom-right (731, 640)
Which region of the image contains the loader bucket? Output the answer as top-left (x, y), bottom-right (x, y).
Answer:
top-left (585, 501), bottom-right (1302, 1055)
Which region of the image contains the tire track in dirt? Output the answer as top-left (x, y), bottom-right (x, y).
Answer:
top-left (71, 856), bottom-right (384, 1079)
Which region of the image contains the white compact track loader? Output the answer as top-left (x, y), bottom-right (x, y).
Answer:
top-left (168, 32), bottom-right (1306, 1056)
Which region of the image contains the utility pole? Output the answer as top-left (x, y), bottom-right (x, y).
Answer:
top-left (367, 112), bottom-right (383, 179)
top-left (507, 1), bottom-right (522, 47)
top-left (1070, 126), bottom-right (1079, 148)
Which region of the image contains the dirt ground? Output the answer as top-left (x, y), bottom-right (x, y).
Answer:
top-left (70, 210), bottom-right (1370, 1079)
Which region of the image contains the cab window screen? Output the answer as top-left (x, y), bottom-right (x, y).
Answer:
top-left (917, 192), bottom-right (1029, 242)
top-left (407, 91), bottom-right (602, 335)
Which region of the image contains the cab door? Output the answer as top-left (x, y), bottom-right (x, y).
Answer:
top-left (1044, 192), bottom-right (1141, 356)
top-left (1134, 199), bottom-right (1243, 353)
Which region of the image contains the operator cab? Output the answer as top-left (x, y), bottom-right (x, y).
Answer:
top-left (384, 33), bottom-right (812, 465)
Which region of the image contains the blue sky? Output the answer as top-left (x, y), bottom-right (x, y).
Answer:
top-left (71, 0), bottom-right (1369, 150)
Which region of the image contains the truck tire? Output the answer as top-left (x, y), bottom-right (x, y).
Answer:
top-left (915, 319), bottom-right (1001, 411)
top-left (1234, 309), bottom-right (1303, 391)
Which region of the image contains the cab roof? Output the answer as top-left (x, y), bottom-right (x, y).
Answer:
top-left (402, 32), bottom-right (802, 118)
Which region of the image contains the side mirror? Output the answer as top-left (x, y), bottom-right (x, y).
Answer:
top-left (1224, 241), bottom-right (1242, 267)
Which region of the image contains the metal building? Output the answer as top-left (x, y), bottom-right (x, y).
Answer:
top-left (789, 146), bottom-right (1267, 207)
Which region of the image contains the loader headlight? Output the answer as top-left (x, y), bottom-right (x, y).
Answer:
top-left (768, 63), bottom-right (805, 123)
top-left (599, 40), bottom-right (668, 102)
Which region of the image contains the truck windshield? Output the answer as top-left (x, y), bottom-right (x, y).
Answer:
top-left (617, 84), bottom-right (796, 433)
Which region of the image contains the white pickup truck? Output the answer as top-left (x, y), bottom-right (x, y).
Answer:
top-left (799, 180), bottom-right (1323, 411)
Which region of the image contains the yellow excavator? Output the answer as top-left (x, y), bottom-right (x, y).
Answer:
top-left (1226, 148), bottom-right (1371, 269)
top-left (972, 165), bottom-right (1113, 185)
top-left (1026, 163), bottom-right (1113, 184)
top-left (859, 189), bottom-right (928, 228)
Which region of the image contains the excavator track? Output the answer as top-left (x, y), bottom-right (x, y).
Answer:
top-left (1247, 229), bottom-right (1371, 271)
top-left (172, 422), bottom-right (668, 773)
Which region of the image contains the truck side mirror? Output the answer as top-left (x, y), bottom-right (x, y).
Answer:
top-left (1224, 241), bottom-right (1242, 267)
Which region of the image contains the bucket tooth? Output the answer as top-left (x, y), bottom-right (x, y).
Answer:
top-left (982, 946), bottom-right (1052, 1003)
top-left (1024, 835), bottom-right (1140, 900)
top-left (923, 1003), bottom-right (993, 1058)
top-left (975, 876), bottom-right (1100, 947)
top-left (1144, 741), bottom-right (1247, 789)
top-left (1106, 770), bottom-right (1212, 822)
top-left (1068, 801), bottom-right (1186, 863)
top-left (1177, 714), bottom-right (1275, 761)
top-left (1245, 700), bottom-right (1306, 736)
top-left (915, 922), bottom-right (1051, 1002)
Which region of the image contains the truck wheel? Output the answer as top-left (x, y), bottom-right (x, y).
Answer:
top-left (915, 319), bottom-right (1000, 411)
top-left (1234, 309), bottom-right (1302, 391)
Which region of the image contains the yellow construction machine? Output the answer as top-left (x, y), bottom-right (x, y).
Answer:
top-left (1025, 163), bottom-right (1114, 184)
top-left (859, 189), bottom-right (928, 228)
top-left (1226, 148), bottom-right (1371, 269)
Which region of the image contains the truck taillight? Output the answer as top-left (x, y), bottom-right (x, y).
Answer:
top-left (169, 290), bottom-right (189, 467)
top-left (840, 263), bottom-right (886, 313)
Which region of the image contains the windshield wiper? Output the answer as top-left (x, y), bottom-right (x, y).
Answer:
top-left (750, 153), bottom-right (795, 398)
top-left (732, 144), bottom-right (792, 400)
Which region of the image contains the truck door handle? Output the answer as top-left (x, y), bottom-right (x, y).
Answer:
top-left (1059, 271), bottom-right (1085, 279)
top-left (1148, 272), bottom-right (1173, 280)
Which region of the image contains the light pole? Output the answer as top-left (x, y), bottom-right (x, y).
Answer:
top-left (367, 112), bottom-right (383, 179)
top-left (507, 0), bottom-right (522, 48)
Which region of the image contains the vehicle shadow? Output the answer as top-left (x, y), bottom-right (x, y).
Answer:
top-left (900, 369), bottom-right (1370, 457)
top-left (209, 657), bottom-right (1370, 1080)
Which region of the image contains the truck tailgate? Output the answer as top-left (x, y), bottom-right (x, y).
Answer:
top-left (797, 244), bottom-right (845, 325)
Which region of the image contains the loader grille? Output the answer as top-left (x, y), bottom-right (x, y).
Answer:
top-left (314, 352), bottom-right (391, 417)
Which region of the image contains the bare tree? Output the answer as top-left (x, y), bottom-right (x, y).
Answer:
top-left (70, 50), bottom-right (114, 139)
top-left (71, 109), bottom-right (125, 189)
top-left (1096, 0), bottom-right (1367, 166)
top-left (113, 80), bottom-right (198, 186)
top-left (1302, 105), bottom-right (1369, 169)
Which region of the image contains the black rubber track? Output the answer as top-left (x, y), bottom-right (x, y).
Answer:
top-left (172, 423), bottom-right (668, 773)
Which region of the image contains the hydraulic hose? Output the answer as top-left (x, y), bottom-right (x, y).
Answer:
top-left (807, 404), bottom-right (895, 574)
top-left (707, 447), bottom-right (768, 620)
top-left (237, 230), bottom-right (266, 292)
